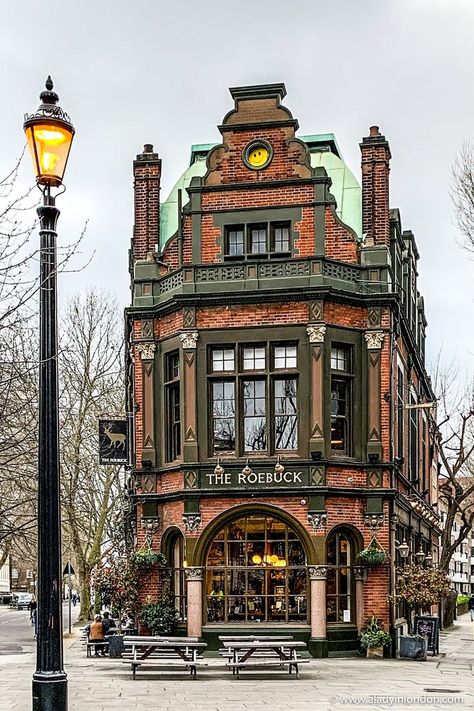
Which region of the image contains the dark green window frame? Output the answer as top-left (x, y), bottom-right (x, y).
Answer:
top-left (330, 343), bottom-right (353, 456)
top-left (165, 350), bottom-right (181, 462)
top-left (208, 342), bottom-right (299, 456)
top-left (223, 221), bottom-right (292, 261)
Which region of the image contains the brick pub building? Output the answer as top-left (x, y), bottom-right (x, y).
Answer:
top-left (125, 84), bottom-right (440, 656)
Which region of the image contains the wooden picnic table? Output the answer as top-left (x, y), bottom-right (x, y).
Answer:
top-left (122, 636), bottom-right (207, 679)
top-left (221, 639), bottom-right (308, 679)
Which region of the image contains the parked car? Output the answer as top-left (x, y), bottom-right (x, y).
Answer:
top-left (0, 592), bottom-right (13, 605)
top-left (12, 593), bottom-right (33, 610)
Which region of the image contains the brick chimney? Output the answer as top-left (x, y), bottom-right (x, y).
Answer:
top-left (360, 127), bottom-right (391, 246)
top-left (132, 144), bottom-right (161, 260)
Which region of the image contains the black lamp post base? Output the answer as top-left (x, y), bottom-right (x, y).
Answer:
top-left (33, 673), bottom-right (68, 711)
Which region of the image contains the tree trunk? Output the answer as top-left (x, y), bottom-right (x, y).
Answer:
top-left (78, 564), bottom-right (92, 622)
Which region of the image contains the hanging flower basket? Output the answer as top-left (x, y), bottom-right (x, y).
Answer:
top-left (357, 538), bottom-right (388, 567)
top-left (131, 549), bottom-right (167, 568)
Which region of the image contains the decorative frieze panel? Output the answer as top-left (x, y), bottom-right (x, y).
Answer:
top-left (308, 565), bottom-right (328, 581)
top-left (310, 466), bottom-right (325, 486)
top-left (307, 512), bottom-right (327, 531)
top-left (309, 300), bottom-right (324, 322)
top-left (184, 471), bottom-right (198, 489)
top-left (182, 513), bottom-right (202, 533)
top-left (159, 270), bottom-right (184, 294)
top-left (323, 261), bottom-right (359, 283)
top-left (258, 261), bottom-right (310, 279)
top-left (136, 342), bottom-right (156, 360)
top-left (179, 331), bottom-right (199, 350)
top-left (364, 331), bottom-right (384, 350)
top-left (195, 265), bottom-right (245, 282)
top-left (184, 566), bottom-right (205, 581)
top-left (140, 319), bottom-right (154, 340)
top-left (183, 306), bottom-right (196, 329)
top-left (307, 324), bottom-right (326, 343)
top-left (364, 512), bottom-right (384, 533)
top-left (367, 307), bottom-right (381, 328)
top-left (366, 469), bottom-right (383, 488)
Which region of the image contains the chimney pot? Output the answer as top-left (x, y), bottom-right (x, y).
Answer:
top-left (143, 144), bottom-right (154, 154)
top-left (369, 126), bottom-right (380, 137)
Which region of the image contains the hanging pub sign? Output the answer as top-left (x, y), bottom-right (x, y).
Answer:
top-left (98, 418), bottom-right (128, 465)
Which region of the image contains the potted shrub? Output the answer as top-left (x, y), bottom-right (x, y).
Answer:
top-left (141, 594), bottom-right (180, 636)
top-left (357, 538), bottom-right (388, 567)
top-left (360, 615), bottom-right (391, 658)
top-left (390, 565), bottom-right (451, 614)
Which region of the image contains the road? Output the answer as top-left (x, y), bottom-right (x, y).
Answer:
top-left (0, 601), bottom-right (80, 655)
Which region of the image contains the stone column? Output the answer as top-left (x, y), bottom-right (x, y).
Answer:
top-left (354, 566), bottom-right (366, 634)
top-left (308, 565), bottom-right (328, 657)
top-left (364, 330), bottom-right (384, 460)
top-left (185, 566), bottom-right (204, 638)
top-left (180, 330), bottom-right (199, 462)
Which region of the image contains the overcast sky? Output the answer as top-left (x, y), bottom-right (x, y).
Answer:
top-left (2, 0), bottom-right (473, 370)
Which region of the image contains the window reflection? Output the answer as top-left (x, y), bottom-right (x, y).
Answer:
top-left (205, 515), bottom-right (307, 623)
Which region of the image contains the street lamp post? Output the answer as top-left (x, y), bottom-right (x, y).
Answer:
top-left (24, 77), bottom-right (75, 711)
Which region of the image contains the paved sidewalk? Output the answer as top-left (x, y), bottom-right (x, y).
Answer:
top-left (1, 615), bottom-right (473, 710)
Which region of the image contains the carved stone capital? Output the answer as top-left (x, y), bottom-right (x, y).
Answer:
top-left (185, 566), bottom-right (205, 582)
top-left (306, 324), bottom-right (326, 344)
top-left (179, 330), bottom-right (199, 350)
top-left (136, 342), bottom-right (156, 360)
top-left (364, 512), bottom-right (384, 534)
top-left (182, 512), bottom-right (202, 533)
top-left (308, 565), bottom-right (328, 581)
top-left (353, 565), bottom-right (367, 583)
top-left (364, 330), bottom-right (384, 350)
top-left (307, 512), bottom-right (327, 531)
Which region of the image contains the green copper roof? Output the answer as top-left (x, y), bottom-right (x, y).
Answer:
top-left (159, 135), bottom-right (362, 250)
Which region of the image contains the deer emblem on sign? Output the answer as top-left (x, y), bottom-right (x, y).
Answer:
top-left (103, 423), bottom-right (126, 450)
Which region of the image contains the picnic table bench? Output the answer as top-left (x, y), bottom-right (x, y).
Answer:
top-left (122, 636), bottom-right (208, 679)
top-left (221, 639), bottom-right (308, 678)
top-left (80, 626), bottom-right (119, 657)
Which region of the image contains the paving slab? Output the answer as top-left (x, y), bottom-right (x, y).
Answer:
top-left (0, 615), bottom-right (473, 710)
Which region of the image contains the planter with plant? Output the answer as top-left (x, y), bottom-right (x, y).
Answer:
top-left (357, 538), bottom-right (388, 567)
top-left (360, 615), bottom-right (391, 658)
top-left (141, 594), bottom-right (180, 636)
top-left (131, 549), bottom-right (167, 568)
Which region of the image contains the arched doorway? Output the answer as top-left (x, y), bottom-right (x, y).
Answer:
top-left (204, 513), bottom-right (308, 624)
top-left (326, 526), bottom-right (361, 624)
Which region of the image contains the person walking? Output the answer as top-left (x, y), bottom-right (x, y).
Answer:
top-left (468, 593), bottom-right (474, 622)
top-left (28, 596), bottom-right (37, 638)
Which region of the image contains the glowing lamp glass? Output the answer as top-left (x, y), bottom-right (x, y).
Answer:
top-left (25, 121), bottom-right (74, 187)
top-left (251, 554), bottom-right (262, 565)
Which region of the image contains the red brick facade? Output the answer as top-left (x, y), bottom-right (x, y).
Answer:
top-left (125, 84), bottom-right (439, 656)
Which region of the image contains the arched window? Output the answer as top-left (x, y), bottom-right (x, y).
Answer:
top-left (205, 514), bottom-right (307, 624)
top-left (326, 529), bottom-right (356, 623)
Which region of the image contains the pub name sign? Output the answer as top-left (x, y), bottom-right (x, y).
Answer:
top-left (196, 466), bottom-right (311, 489)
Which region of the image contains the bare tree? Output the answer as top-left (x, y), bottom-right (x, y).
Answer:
top-left (60, 290), bottom-right (125, 621)
top-left (451, 140), bottom-right (474, 254)
top-left (431, 355), bottom-right (474, 571)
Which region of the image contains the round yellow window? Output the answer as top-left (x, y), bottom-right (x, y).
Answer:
top-left (244, 141), bottom-right (272, 170)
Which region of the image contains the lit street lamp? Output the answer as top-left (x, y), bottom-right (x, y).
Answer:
top-left (24, 76), bottom-right (74, 711)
